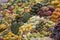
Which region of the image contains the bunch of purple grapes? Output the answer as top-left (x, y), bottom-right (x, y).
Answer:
top-left (50, 22), bottom-right (60, 40)
top-left (38, 6), bottom-right (55, 17)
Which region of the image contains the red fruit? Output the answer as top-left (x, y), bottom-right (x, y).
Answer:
top-left (8, 5), bottom-right (15, 11)
top-left (48, 6), bottom-right (55, 12)
top-left (18, 3), bottom-right (22, 7)
top-left (6, 9), bottom-right (13, 14)
top-left (44, 11), bottom-right (52, 16)
top-left (47, 11), bottom-right (52, 15)
top-left (38, 11), bottom-right (44, 17)
top-left (0, 38), bottom-right (3, 40)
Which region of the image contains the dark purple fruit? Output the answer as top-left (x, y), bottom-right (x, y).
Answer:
top-left (48, 6), bottom-right (55, 12)
top-left (46, 11), bottom-right (52, 16)
top-left (38, 11), bottom-right (43, 17)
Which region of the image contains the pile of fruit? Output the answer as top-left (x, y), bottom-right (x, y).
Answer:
top-left (0, 0), bottom-right (60, 40)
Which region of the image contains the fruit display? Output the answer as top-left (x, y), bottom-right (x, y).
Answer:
top-left (0, 0), bottom-right (60, 40)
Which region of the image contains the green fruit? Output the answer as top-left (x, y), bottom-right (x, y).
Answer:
top-left (11, 18), bottom-right (24, 35)
top-left (22, 12), bottom-right (31, 23)
top-left (30, 3), bottom-right (42, 15)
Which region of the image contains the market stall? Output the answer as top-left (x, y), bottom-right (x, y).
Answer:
top-left (0, 0), bottom-right (60, 40)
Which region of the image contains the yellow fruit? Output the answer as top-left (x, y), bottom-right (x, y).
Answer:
top-left (25, 28), bottom-right (29, 31)
top-left (18, 36), bottom-right (22, 38)
top-left (3, 38), bottom-right (6, 40)
top-left (51, 1), bottom-right (59, 5)
top-left (41, 35), bottom-right (44, 37)
top-left (14, 35), bottom-right (18, 38)
top-left (42, 31), bottom-right (46, 34)
top-left (57, 4), bottom-right (60, 8)
top-left (8, 32), bottom-right (13, 35)
top-left (10, 37), bottom-right (15, 39)
top-left (22, 28), bottom-right (25, 31)
top-left (25, 7), bottom-right (31, 12)
top-left (0, 24), bottom-right (6, 29)
top-left (17, 36), bottom-right (22, 40)
top-left (7, 35), bottom-right (12, 37)
top-left (5, 37), bottom-right (9, 39)
top-left (5, 13), bottom-right (10, 17)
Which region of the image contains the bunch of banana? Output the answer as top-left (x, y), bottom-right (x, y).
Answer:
top-left (0, 24), bottom-right (7, 30)
top-left (19, 23), bottom-right (32, 34)
top-left (3, 32), bottom-right (22, 40)
top-left (0, 22), bottom-right (9, 34)
top-left (51, 0), bottom-right (60, 8)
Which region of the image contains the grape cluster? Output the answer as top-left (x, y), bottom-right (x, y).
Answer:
top-left (38, 6), bottom-right (55, 17)
top-left (30, 2), bottom-right (55, 17)
top-left (50, 22), bottom-right (60, 40)
top-left (33, 17), bottom-right (55, 37)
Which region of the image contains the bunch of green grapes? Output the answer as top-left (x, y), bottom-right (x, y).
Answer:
top-left (35, 18), bottom-right (55, 37)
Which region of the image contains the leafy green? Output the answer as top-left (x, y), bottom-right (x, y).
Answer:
top-left (22, 12), bottom-right (31, 23)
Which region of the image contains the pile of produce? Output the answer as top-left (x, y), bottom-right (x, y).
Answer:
top-left (0, 0), bottom-right (60, 40)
